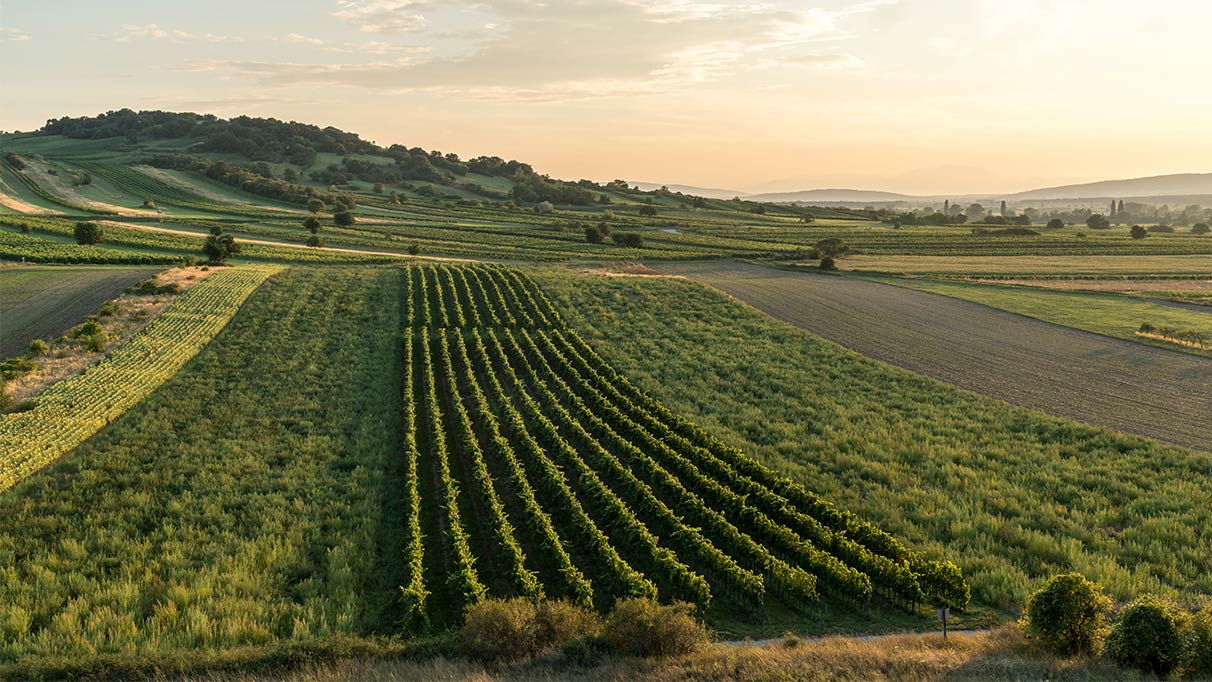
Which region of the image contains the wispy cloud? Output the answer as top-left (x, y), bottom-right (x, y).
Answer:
top-left (0, 26), bottom-right (33, 42)
top-left (192, 0), bottom-right (875, 102)
top-left (332, 0), bottom-right (429, 33)
top-left (112, 24), bottom-right (242, 43)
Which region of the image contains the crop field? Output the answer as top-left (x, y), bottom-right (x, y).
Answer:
top-left (395, 264), bottom-right (965, 632)
top-left (0, 263), bottom-right (966, 672)
top-left (535, 268), bottom-right (1212, 611)
top-left (865, 276), bottom-right (1212, 356)
top-left (0, 266), bottom-right (403, 668)
top-left (0, 264), bottom-right (160, 357)
top-left (0, 264), bottom-right (282, 491)
top-left (659, 260), bottom-right (1212, 452)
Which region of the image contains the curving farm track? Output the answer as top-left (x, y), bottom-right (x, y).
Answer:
top-left (660, 260), bottom-right (1212, 452)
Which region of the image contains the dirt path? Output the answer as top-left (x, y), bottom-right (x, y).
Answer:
top-left (660, 260), bottom-right (1212, 452)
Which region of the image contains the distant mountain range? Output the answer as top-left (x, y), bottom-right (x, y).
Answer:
top-left (641, 173), bottom-right (1212, 204)
top-left (1005, 173), bottom-right (1212, 201)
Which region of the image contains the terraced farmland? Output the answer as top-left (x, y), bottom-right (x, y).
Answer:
top-left (398, 265), bottom-right (966, 628)
top-left (660, 260), bottom-right (1212, 452)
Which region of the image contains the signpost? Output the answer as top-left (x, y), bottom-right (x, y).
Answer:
top-left (937, 607), bottom-right (950, 639)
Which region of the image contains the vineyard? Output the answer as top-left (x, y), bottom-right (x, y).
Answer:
top-left (396, 264), bottom-right (967, 628)
top-left (0, 264), bottom-right (282, 491)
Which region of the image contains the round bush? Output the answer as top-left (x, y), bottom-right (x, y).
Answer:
top-left (602, 598), bottom-right (708, 658)
top-left (460, 598), bottom-right (538, 662)
top-left (1104, 596), bottom-right (1186, 677)
top-left (1022, 573), bottom-right (1111, 656)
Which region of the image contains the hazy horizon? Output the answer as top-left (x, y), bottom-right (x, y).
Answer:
top-left (3, 0), bottom-right (1210, 195)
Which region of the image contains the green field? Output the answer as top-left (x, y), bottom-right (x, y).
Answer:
top-left (0, 264), bottom-right (160, 356)
top-left (535, 269), bottom-right (1212, 610)
top-left (826, 254), bottom-right (1212, 277)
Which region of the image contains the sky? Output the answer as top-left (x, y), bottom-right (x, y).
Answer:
top-left (1, 0), bottom-right (1210, 195)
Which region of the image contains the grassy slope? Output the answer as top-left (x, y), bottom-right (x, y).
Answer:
top-left (534, 269), bottom-right (1212, 612)
top-left (0, 266), bottom-right (406, 663)
top-left (0, 264), bottom-right (160, 356)
top-left (868, 275), bottom-right (1212, 355)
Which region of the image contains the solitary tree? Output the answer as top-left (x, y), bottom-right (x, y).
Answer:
top-left (334, 210), bottom-right (355, 226)
top-left (303, 216), bottom-right (321, 234)
top-left (1046, 218), bottom-right (1065, 229)
top-left (305, 234), bottom-right (323, 248)
top-left (203, 226), bottom-right (241, 263)
top-left (584, 226), bottom-right (605, 244)
top-left (1086, 214), bottom-right (1111, 230)
top-left (307, 198), bottom-right (326, 214)
top-left (814, 238), bottom-right (849, 259)
top-left (74, 221), bottom-right (103, 246)
top-left (1130, 224), bottom-right (1148, 239)
top-left (1192, 222), bottom-right (1210, 234)
top-left (1021, 573), bottom-right (1110, 656)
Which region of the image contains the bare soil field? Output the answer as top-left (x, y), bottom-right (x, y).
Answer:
top-left (660, 260), bottom-right (1212, 452)
top-left (0, 264), bottom-right (161, 357)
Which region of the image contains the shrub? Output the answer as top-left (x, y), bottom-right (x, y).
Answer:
top-left (584, 226), bottom-right (605, 244)
top-left (461, 598), bottom-right (538, 662)
top-left (1047, 218), bottom-right (1065, 229)
top-left (534, 600), bottom-right (599, 649)
top-left (602, 599), bottom-right (708, 658)
top-left (27, 339), bottom-right (49, 357)
top-left (1147, 224), bottom-right (1175, 233)
top-left (1190, 222), bottom-right (1209, 234)
top-left (612, 233), bottom-right (644, 249)
top-left (819, 256), bottom-right (837, 271)
top-left (1021, 573), bottom-right (1111, 656)
top-left (74, 222), bottom-right (104, 246)
top-left (1104, 596), bottom-right (1186, 677)
top-left (83, 333), bottom-right (107, 353)
top-left (460, 598), bottom-right (598, 662)
top-left (333, 210), bottom-right (356, 226)
top-left (535, 200), bottom-right (554, 214)
top-left (76, 318), bottom-right (104, 338)
top-left (1185, 605), bottom-right (1212, 677)
top-left (1130, 225), bottom-right (1148, 239)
